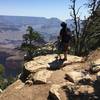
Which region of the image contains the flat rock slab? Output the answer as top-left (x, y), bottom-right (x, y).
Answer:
top-left (67, 55), bottom-right (82, 63)
top-left (24, 54), bottom-right (82, 72)
top-left (33, 69), bottom-right (53, 84)
top-left (24, 61), bottom-right (49, 73)
top-left (62, 63), bottom-right (82, 72)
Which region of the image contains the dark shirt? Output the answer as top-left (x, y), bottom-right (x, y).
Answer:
top-left (60, 28), bottom-right (71, 43)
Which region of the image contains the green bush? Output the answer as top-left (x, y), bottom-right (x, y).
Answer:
top-left (0, 64), bottom-right (4, 75)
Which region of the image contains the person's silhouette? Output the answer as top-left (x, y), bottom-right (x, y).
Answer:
top-left (58, 22), bottom-right (71, 60)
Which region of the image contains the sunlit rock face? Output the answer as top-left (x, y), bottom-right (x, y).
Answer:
top-left (0, 51), bottom-right (100, 100)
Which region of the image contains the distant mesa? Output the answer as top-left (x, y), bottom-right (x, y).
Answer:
top-left (0, 15), bottom-right (75, 44)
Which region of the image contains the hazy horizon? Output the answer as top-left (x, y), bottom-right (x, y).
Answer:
top-left (0, 0), bottom-right (89, 21)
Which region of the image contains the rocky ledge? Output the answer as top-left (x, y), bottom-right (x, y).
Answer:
top-left (0, 54), bottom-right (100, 100)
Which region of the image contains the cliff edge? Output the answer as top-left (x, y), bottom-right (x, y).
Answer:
top-left (0, 52), bottom-right (100, 100)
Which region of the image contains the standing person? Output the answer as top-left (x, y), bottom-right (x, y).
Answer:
top-left (55, 36), bottom-right (62, 60)
top-left (59, 22), bottom-right (71, 60)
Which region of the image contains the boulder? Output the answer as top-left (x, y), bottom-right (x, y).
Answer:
top-left (33, 69), bottom-right (53, 84)
top-left (48, 82), bottom-right (71, 100)
top-left (79, 74), bottom-right (93, 85)
top-left (49, 84), bottom-right (61, 100)
top-left (24, 60), bottom-right (49, 73)
top-left (65, 71), bottom-right (84, 83)
top-left (91, 59), bottom-right (100, 73)
top-left (24, 54), bottom-right (57, 73)
top-left (76, 85), bottom-right (94, 94)
top-left (64, 84), bottom-right (94, 99)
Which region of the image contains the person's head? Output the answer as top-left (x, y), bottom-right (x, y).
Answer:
top-left (61, 22), bottom-right (67, 28)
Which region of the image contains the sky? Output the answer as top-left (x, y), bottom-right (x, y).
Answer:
top-left (0, 0), bottom-right (89, 21)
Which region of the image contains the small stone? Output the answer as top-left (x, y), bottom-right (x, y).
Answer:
top-left (25, 80), bottom-right (33, 86)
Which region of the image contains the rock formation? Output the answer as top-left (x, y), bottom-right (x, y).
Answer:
top-left (0, 51), bottom-right (100, 100)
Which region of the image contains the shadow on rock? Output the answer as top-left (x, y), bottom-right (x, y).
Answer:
top-left (48, 59), bottom-right (73, 70)
top-left (48, 59), bottom-right (64, 70)
top-left (93, 80), bottom-right (100, 99)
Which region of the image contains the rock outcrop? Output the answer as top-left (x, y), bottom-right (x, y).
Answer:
top-left (97, 71), bottom-right (100, 82)
top-left (0, 53), bottom-right (100, 100)
top-left (91, 59), bottom-right (100, 73)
